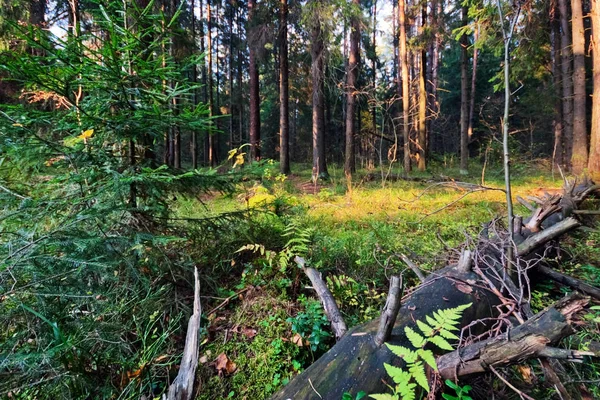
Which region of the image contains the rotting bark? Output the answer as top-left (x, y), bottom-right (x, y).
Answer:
top-left (271, 181), bottom-right (599, 399)
top-left (437, 293), bottom-right (590, 379)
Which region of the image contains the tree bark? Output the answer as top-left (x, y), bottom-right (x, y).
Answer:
top-left (417, 2), bottom-right (427, 171)
top-left (571, 0), bottom-right (588, 173)
top-left (559, 0), bottom-right (574, 170)
top-left (551, 0), bottom-right (564, 169)
top-left (279, 0), bottom-right (290, 174)
top-left (207, 0), bottom-right (217, 166)
top-left (398, 0), bottom-right (411, 173)
top-left (467, 24), bottom-right (479, 143)
top-left (311, 0), bottom-right (328, 181)
top-left (344, 0), bottom-right (360, 177)
top-left (589, 0), bottom-right (600, 179)
top-left (248, 0), bottom-right (261, 161)
top-left (459, 5), bottom-right (469, 174)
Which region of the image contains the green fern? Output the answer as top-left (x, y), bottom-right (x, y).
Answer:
top-left (236, 221), bottom-right (314, 273)
top-left (370, 303), bottom-right (472, 400)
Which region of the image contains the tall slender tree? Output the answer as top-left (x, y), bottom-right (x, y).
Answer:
top-left (589, 0), bottom-right (600, 178)
top-left (248, 0), bottom-right (261, 161)
top-left (558, 0), bottom-right (574, 170)
top-left (417, 1), bottom-right (427, 171)
top-left (571, 0), bottom-right (588, 173)
top-left (344, 0), bottom-right (360, 177)
top-left (467, 24), bottom-right (479, 141)
top-left (551, 0), bottom-right (564, 168)
top-left (311, 0), bottom-right (328, 181)
top-left (279, 0), bottom-right (291, 174)
top-left (398, 0), bottom-right (411, 172)
top-left (459, 4), bottom-right (469, 174)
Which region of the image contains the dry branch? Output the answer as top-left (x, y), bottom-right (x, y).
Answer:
top-left (295, 256), bottom-right (347, 339)
top-left (537, 265), bottom-right (600, 300)
top-left (164, 267), bottom-right (202, 400)
top-left (374, 276), bottom-right (402, 346)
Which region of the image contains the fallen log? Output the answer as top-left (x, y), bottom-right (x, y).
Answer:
top-left (437, 293), bottom-right (590, 379)
top-left (271, 180), bottom-right (598, 400)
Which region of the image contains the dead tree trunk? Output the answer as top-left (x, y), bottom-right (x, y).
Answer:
top-left (272, 181), bottom-right (599, 399)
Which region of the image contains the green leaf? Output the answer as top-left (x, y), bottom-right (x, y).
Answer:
top-left (429, 335), bottom-right (454, 351)
top-left (417, 349), bottom-right (438, 371)
top-left (441, 395), bottom-right (459, 400)
top-left (409, 361), bottom-right (429, 392)
top-left (404, 326), bottom-right (426, 348)
top-left (439, 328), bottom-right (459, 340)
top-left (444, 379), bottom-right (459, 390)
top-left (369, 394), bottom-right (398, 400)
top-left (383, 363), bottom-right (411, 386)
top-left (416, 320), bottom-right (434, 337)
top-left (386, 344), bottom-right (418, 363)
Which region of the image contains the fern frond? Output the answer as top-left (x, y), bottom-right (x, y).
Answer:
top-left (404, 327), bottom-right (426, 348)
top-left (408, 361), bottom-right (429, 392)
top-left (428, 335), bottom-right (454, 351)
top-left (386, 344), bottom-right (418, 364)
top-left (416, 349), bottom-right (437, 371)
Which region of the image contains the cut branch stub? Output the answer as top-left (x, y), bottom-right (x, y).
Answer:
top-left (374, 275), bottom-right (402, 346)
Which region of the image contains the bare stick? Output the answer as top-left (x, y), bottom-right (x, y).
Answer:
top-left (164, 267), bottom-right (202, 400)
top-left (489, 365), bottom-right (535, 400)
top-left (398, 253), bottom-right (426, 282)
top-left (295, 256), bottom-right (347, 339)
top-left (538, 265), bottom-right (600, 300)
top-left (375, 276), bottom-right (402, 346)
top-left (517, 196), bottom-right (536, 212)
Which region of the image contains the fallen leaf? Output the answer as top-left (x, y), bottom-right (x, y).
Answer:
top-left (517, 365), bottom-right (533, 384)
top-left (291, 333), bottom-right (304, 347)
top-left (199, 355), bottom-right (208, 364)
top-left (242, 328), bottom-right (257, 339)
top-left (455, 283), bottom-right (473, 294)
top-left (215, 353), bottom-right (237, 375)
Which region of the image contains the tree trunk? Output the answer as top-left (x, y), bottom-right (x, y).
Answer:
top-left (344, 0), bottom-right (360, 177)
top-left (551, 0), bottom-right (564, 169)
top-left (248, 0), bottom-right (261, 161)
top-left (272, 182), bottom-right (599, 399)
top-left (399, 0), bottom-right (411, 173)
top-left (417, 2), bottom-right (427, 171)
top-left (279, 0), bottom-right (290, 174)
top-left (590, 0), bottom-right (600, 179)
top-left (207, 0), bottom-right (216, 166)
top-left (191, 0), bottom-right (199, 169)
top-left (459, 5), bottom-right (469, 174)
top-left (571, 0), bottom-right (589, 173)
top-left (559, 0), bottom-right (574, 170)
top-left (467, 24), bottom-right (478, 143)
top-left (311, 0), bottom-right (328, 181)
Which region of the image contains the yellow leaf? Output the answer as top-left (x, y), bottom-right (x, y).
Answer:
top-left (78, 129), bottom-right (94, 139)
top-left (12, 123), bottom-right (23, 127)
top-left (233, 153), bottom-right (245, 168)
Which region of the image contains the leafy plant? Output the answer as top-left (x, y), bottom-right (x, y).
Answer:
top-left (370, 303), bottom-right (472, 400)
top-left (237, 221), bottom-right (314, 273)
top-left (287, 296), bottom-right (332, 353)
top-left (442, 379), bottom-right (473, 400)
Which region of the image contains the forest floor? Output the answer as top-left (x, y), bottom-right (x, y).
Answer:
top-left (173, 160), bottom-right (600, 400)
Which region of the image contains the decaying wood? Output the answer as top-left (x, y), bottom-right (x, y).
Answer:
top-left (537, 265), bottom-right (600, 300)
top-left (164, 267), bottom-right (202, 400)
top-left (455, 249), bottom-right (473, 273)
top-left (374, 276), bottom-right (402, 346)
top-left (437, 294), bottom-right (589, 379)
top-left (295, 256), bottom-right (347, 340)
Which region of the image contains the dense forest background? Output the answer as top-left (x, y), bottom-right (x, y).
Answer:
top-left (1, 0), bottom-right (600, 398)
